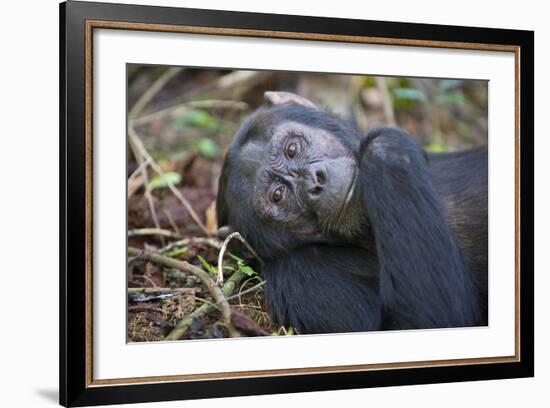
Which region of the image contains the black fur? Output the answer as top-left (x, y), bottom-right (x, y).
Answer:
top-left (263, 245), bottom-right (382, 334)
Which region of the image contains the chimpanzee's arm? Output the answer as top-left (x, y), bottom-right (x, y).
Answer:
top-left (262, 244), bottom-right (382, 334)
top-left (359, 127), bottom-right (481, 329)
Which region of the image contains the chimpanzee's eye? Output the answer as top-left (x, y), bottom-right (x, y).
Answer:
top-left (286, 142), bottom-right (298, 158)
top-left (271, 185), bottom-right (285, 204)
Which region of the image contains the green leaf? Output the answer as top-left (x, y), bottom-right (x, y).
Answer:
top-left (393, 88), bottom-right (427, 102)
top-left (239, 264), bottom-right (257, 277)
top-left (227, 253), bottom-right (258, 276)
top-left (397, 78), bottom-right (412, 88)
top-left (228, 253), bottom-right (244, 263)
top-left (435, 92), bottom-right (466, 107)
top-left (164, 246), bottom-right (188, 258)
top-left (147, 171), bottom-right (181, 191)
top-left (425, 142), bottom-right (447, 153)
top-left (173, 109), bottom-right (219, 131)
top-left (197, 255), bottom-right (217, 276)
top-left (439, 79), bottom-right (463, 91)
top-left (362, 76), bottom-right (376, 88)
top-left (183, 109), bottom-right (212, 126)
top-left (197, 138), bottom-right (221, 159)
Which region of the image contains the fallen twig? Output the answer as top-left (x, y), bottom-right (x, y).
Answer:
top-left (127, 155), bottom-right (151, 184)
top-left (128, 287), bottom-right (196, 295)
top-left (226, 280), bottom-right (266, 302)
top-left (217, 232), bottom-right (261, 285)
top-left (128, 228), bottom-right (182, 239)
top-left (127, 156), bottom-right (150, 198)
top-left (130, 291), bottom-right (191, 303)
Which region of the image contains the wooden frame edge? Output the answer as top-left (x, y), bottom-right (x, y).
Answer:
top-left (514, 46), bottom-right (522, 361)
top-left (85, 18), bottom-right (94, 389)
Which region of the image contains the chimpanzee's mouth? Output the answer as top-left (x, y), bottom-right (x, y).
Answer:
top-left (335, 168), bottom-right (357, 224)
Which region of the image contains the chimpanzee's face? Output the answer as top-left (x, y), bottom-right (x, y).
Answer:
top-left (217, 100), bottom-right (366, 256)
top-left (239, 120), bottom-right (357, 238)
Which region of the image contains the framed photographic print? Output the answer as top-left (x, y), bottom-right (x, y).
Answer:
top-left (60, 1), bottom-right (534, 406)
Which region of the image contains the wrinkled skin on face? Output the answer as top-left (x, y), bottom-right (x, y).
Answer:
top-left (251, 120), bottom-right (357, 237)
top-left (217, 93), bottom-right (364, 257)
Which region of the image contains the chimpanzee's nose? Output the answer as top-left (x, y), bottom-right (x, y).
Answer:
top-left (305, 163), bottom-right (328, 200)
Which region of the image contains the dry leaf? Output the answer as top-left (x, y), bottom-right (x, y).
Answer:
top-left (205, 200), bottom-right (218, 235)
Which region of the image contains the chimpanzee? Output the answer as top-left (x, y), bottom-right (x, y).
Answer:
top-left (217, 91), bottom-right (488, 334)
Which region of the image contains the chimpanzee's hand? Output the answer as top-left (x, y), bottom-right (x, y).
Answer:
top-left (359, 127), bottom-right (427, 172)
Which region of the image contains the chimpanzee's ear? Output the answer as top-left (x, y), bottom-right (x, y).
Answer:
top-left (264, 91), bottom-right (318, 109)
top-left (217, 225), bottom-right (234, 239)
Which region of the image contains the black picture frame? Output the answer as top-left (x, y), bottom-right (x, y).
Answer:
top-left (60, 1), bottom-right (534, 406)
